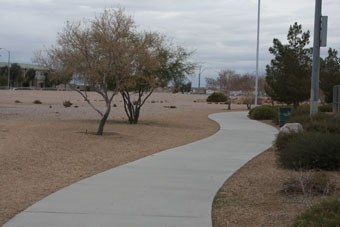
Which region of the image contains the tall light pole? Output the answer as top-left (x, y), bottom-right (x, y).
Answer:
top-left (255, 0), bottom-right (261, 106)
top-left (198, 65), bottom-right (207, 94)
top-left (198, 66), bottom-right (202, 94)
top-left (310, 0), bottom-right (325, 116)
top-left (0, 48), bottom-right (11, 89)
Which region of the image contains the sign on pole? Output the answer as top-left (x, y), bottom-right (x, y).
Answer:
top-left (321, 16), bottom-right (328, 47)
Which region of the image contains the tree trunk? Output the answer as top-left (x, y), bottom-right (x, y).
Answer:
top-left (293, 102), bottom-right (299, 109)
top-left (132, 107), bottom-right (140, 124)
top-left (126, 104), bottom-right (140, 124)
top-left (96, 105), bottom-right (111, 135)
top-left (126, 102), bottom-right (134, 124)
top-left (121, 89), bottom-right (153, 125)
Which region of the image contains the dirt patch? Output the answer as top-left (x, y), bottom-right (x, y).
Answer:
top-left (0, 90), bottom-right (247, 226)
top-left (259, 119), bottom-right (280, 130)
top-left (212, 147), bottom-right (340, 227)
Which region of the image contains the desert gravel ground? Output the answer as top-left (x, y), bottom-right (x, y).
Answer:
top-left (212, 148), bottom-right (307, 227)
top-left (0, 90), bottom-right (247, 226)
top-left (212, 138), bottom-right (340, 227)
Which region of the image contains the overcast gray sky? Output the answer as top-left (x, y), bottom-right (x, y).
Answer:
top-left (1, 0), bottom-right (339, 86)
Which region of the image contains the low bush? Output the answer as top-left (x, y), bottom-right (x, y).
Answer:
top-left (33, 100), bottom-right (42, 104)
top-left (293, 198), bottom-right (340, 227)
top-left (292, 104), bottom-right (309, 116)
top-left (282, 170), bottom-right (333, 196)
top-left (249, 105), bottom-right (277, 120)
top-left (288, 113), bottom-right (340, 134)
top-left (163, 105), bottom-right (177, 109)
top-left (63, 100), bottom-right (73, 107)
top-left (207, 92), bottom-right (228, 102)
top-left (274, 132), bottom-right (300, 151)
top-left (282, 104), bottom-right (332, 117)
top-left (304, 120), bottom-right (340, 134)
top-left (287, 114), bottom-right (311, 125)
top-left (312, 171), bottom-right (332, 193)
top-left (277, 132), bottom-right (340, 170)
top-left (319, 104), bottom-right (333, 112)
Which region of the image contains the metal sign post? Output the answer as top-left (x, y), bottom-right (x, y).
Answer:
top-left (255, 0), bottom-right (261, 107)
top-left (310, 0), bottom-right (323, 116)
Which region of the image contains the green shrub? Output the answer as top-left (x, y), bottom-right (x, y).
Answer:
top-left (304, 121), bottom-right (340, 134)
top-left (293, 198), bottom-right (340, 227)
top-left (274, 132), bottom-right (300, 151)
top-left (63, 100), bottom-right (73, 107)
top-left (249, 105), bottom-right (278, 120)
top-left (309, 114), bottom-right (340, 134)
top-left (288, 114), bottom-right (311, 125)
top-left (272, 112), bottom-right (279, 125)
top-left (289, 104), bottom-right (333, 115)
top-left (277, 132), bottom-right (340, 170)
top-left (292, 104), bottom-right (309, 116)
top-left (207, 92), bottom-right (228, 102)
top-left (319, 104), bottom-right (333, 113)
top-left (288, 113), bottom-right (340, 134)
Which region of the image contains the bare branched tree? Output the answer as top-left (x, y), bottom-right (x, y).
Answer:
top-left (170, 47), bottom-right (196, 94)
top-left (34, 8), bottom-right (135, 135)
top-left (205, 70), bottom-right (266, 95)
top-left (120, 35), bottom-right (195, 124)
top-left (119, 32), bottom-right (164, 124)
top-left (205, 70), bottom-right (239, 92)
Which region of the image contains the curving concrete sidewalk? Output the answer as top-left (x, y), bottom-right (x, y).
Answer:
top-left (4, 111), bottom-right (277, 227)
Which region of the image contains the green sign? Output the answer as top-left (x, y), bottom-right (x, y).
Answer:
top-left (278, 107), bottom-right (292, 127)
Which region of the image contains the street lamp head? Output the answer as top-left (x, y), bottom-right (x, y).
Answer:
top-left (0, 48), bottom-right (10, 53)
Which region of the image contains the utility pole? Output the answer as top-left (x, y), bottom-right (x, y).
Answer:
top-left (310, 0), bottom-right (325, 116)
top-left (198, 66), bottom-right (202, 94)
top-left (198, 65), bottom-right (207, 94)
top-left (8, 51), bottom-right (10, 89)
top-left (255, 0), bottom-right (261, 107)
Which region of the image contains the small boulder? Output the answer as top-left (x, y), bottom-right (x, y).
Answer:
top-left (280, 123), bottom-right (303, 134)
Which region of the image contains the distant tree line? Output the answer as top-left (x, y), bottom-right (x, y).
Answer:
top-left (205, 70), bottom-right (265, 95)
top-left (0, 63), bottom-right (25, 87)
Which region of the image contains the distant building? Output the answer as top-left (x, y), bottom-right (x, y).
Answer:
top-left (191, 87), bottom-right (220, 95)
top-left (191, 87), bottom-right (207, 94)
top-left (229, 91), bottom-right (242, 96)
top-left (206, 89), bottom-right (215, 95)
top-left (68, 73), bottom-right (88, 91)
top-left (0, 62), bottom-right (49, 88)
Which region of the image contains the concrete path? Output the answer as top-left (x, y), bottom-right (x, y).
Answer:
top-left (5, 111), bottom-right (277, 227)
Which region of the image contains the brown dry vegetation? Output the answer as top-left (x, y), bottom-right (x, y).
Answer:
top-left (0, 90), bottom-right (248, 226)
top-left (212, 147), bottom-right (340, 227)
